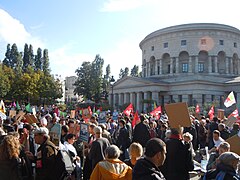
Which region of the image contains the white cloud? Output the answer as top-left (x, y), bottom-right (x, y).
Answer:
top-left (100, 0), bottom-right (159, 12)
top-left (49, 45), bottom-right (95, 78)
top-left (0, 9), bottom-right (44, 57)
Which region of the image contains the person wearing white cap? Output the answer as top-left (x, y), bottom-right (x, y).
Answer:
top-left (25, 127), bottom-right (60, 180)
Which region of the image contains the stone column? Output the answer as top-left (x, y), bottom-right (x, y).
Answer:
top-left (195, 56), bottom-right (198, 73)
top-left (170, 57), bottom-right (174, 74)
top-left (208, 56), bottom-right (212, 73)
top-left (226, 57), bottom-right (229, 74)
top-left (175, 57), bottom-right (179, 74)
top-left (124, 93), bottom-right (130, 104)
top-left (143, 92), bottom-right (148, 112)
top-left (130, 92), bottom-right (135, 107)
top-left (214, 56), bottom-right (218, 73)
top-left (189, 56), bottom-right (193, 73)
top-left (114, 94), bottom-right (118, 109)
top-left (119, 93), bottom-right (123, 106)
top-left (136, 92), bottom-right (142, 112)
top-left (109, 94), bottom-right (112, 108)
top-left (229, 57), bottom-right (233, 74)
top-left (148, 62), bottom-right (151, 76)
top-left (159, 59), bottom-right (163, 74)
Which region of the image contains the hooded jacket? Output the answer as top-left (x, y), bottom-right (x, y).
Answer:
top-left (133, 158), bottom-right (165, 180)
top-left (90, 159), bottom-right (132, 180)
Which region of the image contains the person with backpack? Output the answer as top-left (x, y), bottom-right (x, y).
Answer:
top-left (25, 127), bottom-right (62, 180)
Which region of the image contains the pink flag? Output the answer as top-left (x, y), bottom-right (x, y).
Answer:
top-left (228, 109), bottom-right (239, 118)
top-left (132, 111), bottom-right (139, 128)
top-left (195, 104), bottom-right (200, 114)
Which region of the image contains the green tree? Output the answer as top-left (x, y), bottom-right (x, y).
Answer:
top-left (23, 43), bottom-right (29, 71)
top-left (119, 67), bottom-right (129, 79)
top-left (130, 65), bottom-right (139, 77)
top-left (15, 52), bottom-right (23, 75)
top-left (2, 44), bottom-right (11, 67)
top-left (34, 48), bottom-right (42, 70)
top-left (42, 49), bottom-right (50, 74)
top-left (0, 64), bottom-right (11, 98)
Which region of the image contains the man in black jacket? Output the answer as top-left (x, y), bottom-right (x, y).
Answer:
top-left (133, 138), bottom-right (166, 180)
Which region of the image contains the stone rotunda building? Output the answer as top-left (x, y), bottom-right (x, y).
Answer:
top-left (110, 23), bottom-right (240, 113)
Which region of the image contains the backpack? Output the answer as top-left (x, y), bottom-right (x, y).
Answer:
top-left (46, 145), bottom-right (75, 180)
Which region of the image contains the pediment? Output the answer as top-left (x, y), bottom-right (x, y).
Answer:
top-left (114, 76), bottom-right (153, 88)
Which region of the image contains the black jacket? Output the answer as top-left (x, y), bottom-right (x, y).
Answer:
top-left (133, 158), bottom-right (166, 180)
top-left (132, 122), bottom-right (151, 147)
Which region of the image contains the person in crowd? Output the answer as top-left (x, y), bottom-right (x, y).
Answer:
top-left (209, 130), bottom-right (225, 153)
top-left (124, 142), bottom-right (143, 168)
top-left (99, 123), bottom-right (112, 144)
top-left (64, 133), bottom-right (81, 180)
top-left (88, 126), bottom-right (110, 171)
top-left (230, 123), bottom-right (239, 137)
top-left (3, 118), bottom-right (15, 133)
top-left (198, 118), bottom-right (207, 149)
top-left (204, 152), bottom-right (240, 179)
top-left (183, 132), bottom-right (195, 157)
top-left (40, 117), bottom-right (48, 128)
top-left (116, 119), bottom-right (131, 161)
top-left (183, 117), bottom-right (198, 150)
top-left (133, 138), bottom-right (166, 180)
top-left (149, 120), bottom-right (158, 138)
top-left (61, 125), bottom-right (69, 144)
top-left (132, 114), bottom-right (151, 148)
top-left (218, 123), bottom-right (230, 140)
top-left (161, 127), bottom-right (194, 180)
top-left (25, 127), bottom-right (60, 180)
top-left (207, 116), bottom-right (219, 149)
top-left (164, 129), bottom-right (172, 142)
top-left (206, 141), bottom-right (230, 170)
top-left (89, 116), bottom-right (98, 126)
top-left (21, 123), bottom-right (35, 155)
top-left (90, 145), bottom-right (132, 180)
top-left (0, 135), bottom-right (22, 180)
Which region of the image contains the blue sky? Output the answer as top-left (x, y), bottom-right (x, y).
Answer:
top-left (0, 0), bottom-right (240, 80)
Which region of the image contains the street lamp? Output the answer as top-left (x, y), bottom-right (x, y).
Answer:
top-left (109, 76), bottom-right (115, 112)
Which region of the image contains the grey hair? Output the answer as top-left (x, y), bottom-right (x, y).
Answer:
top-left (93, 126), bottom-right (102, 134)
top-left (218, 152), bottom-right (239, 167)
top-left (105, 145), bottom-right (121, 159)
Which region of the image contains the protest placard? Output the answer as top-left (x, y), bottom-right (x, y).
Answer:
top-left (226, 135), bottom-right (240, 155)
top-left (217, 109), bottom-right (225, 120)
top-left (49, 123), bottom-right (61, 146)
top-left (224, 116), bottom-right (237, 128)
top-left (24, 114), bottom-right (38, 124)
top-left (98, 111), bottom-right (107, 124)
top-left (165, 102), bottom-right (191, 128)
top-left (70, 110), bottom-right (75, 119)
top-left (79, 123), bottom-right (89, 142)
top-left (9, 110), bottom-right (16, 118)
top-left (15, 111), bottom-right (25, 122)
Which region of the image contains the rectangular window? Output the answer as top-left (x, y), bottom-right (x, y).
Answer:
top-left (164, 42), bottom-right (168, 48)
top-left (234, 42), bottom-right (237, 48)
top-left (181, 40), bottom-right (187, 46)
top-left (188, 94), bottom-right (193, 106)
top-left (167, 64), bottom-right (170, 73)
top-left (151, 46), bottom-right (154, 51)
top-left (157, 66), bottom-right (160, 75)
top-left (211, 95), bottom-right (215, 102)
top-left (201, 39), bottom-right (206, 45)
top-left (182, 63), bottom-right (188, 73)
top-left (198, 63), bottom-right (204, 72)
top-left (202, 94), bottom-right (206, 105)
top-left (219, 40), bottom-right (224, 45)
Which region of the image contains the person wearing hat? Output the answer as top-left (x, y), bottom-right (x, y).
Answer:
top-left (25, 127), bottom-right (59, 180)
top-left (132, 138), bottom-right (166, 180)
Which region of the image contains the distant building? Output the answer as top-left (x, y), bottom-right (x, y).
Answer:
top-left (110, 23), bottom-right (240, 113)
top-left (65, 76), bottom-right (78, 103)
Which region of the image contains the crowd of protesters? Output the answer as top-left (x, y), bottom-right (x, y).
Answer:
top-left (0, 105), bottom-right (239, 180)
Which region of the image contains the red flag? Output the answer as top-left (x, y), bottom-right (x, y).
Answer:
top-left (195, 104), bottom-right (200, 114)
top-left (132, 111), bottom-right (139, 128)
top-left (150, 106), bottom-right (162, 120)
top-left (228, 109), bottom-right (239, 118)
top-left (123, 103), bottom-right (133, 116)
top-left (88, 106), bottom-right (92, 116)
top-left (208, 106), bottom-right (214, 120)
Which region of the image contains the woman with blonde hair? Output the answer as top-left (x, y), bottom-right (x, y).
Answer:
top-left (124, 142), bottom-right (143, 168)
top-left (0, 135), bottom-right (22, 180)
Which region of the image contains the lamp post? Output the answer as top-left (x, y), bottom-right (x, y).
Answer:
top-left (109, 76), bottom-right (115, 112)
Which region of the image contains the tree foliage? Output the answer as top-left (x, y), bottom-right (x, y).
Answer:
top-left (74, 55), bottom-right (111, 103)
top-left (0, 43), bottom-right (62, 105)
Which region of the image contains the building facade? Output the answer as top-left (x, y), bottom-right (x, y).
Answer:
top-left (65, 76), bottom-right (78, 103)
top-left (110, 23), bottom-right (240, 113)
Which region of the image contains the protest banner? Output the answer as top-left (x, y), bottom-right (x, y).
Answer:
top-left (79, 123), bottom-right (89, 142)
top-left (49, 123), bottom-right (61, 146)
top-left (224, 116), bottom-right (237, 128)
top-left (165, 102), bottom-right (191, 128)
top-left (24, 114), bottom-right (38, 124)
top-left (226, 135), bottom-right (240, 155)
top-left (217, 109), bottom-right (225, 120)
top-left (9, 110), bottom-right (17, 118)
top-left (82, 107), bottom-right (92, 121)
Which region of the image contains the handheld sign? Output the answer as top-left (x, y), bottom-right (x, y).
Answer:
top-left (15, 111), bottom-right (25, 122)
top-left (49, 123), bottom-right (61, 146)
top-left (9, 110), bottom-right (17, 118)
top-left (226, 135), bottom-right (240, 155)
top-left (165, 102), bottom-right (191, 128)
top-left (98, 111), bottom-right (107, 124)
top-left (79, 123), bottom-right (89, 142)
top-left (70, 110), bottom-right (76, 119)
top-left (24, 114), bottom-right (38, 124)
